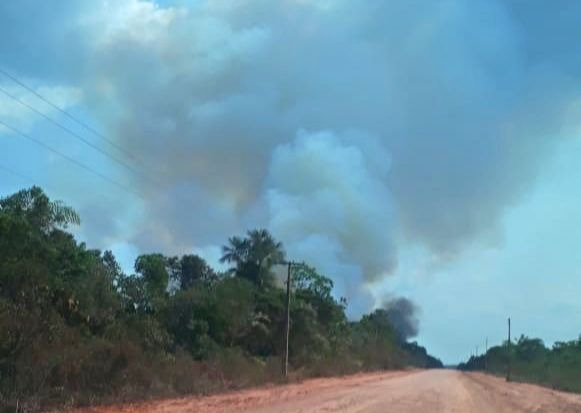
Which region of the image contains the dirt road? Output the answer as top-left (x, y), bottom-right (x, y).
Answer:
top-left (75, 370), bottom-right (581, 413)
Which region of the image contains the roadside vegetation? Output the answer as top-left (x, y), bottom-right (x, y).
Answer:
top-left (458, 335), bottom-right (581, 393)
top-left (0, 187), bottom-right (442, 412)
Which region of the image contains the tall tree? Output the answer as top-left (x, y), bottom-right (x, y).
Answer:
top-left (134, 254), bottom-right (169, 303)
top-left (0, 186), bottom-right (79, 232)
top-left (220, 229), bottom-right (285, 287)
top-left (169, 254), bottom-right (217, 290)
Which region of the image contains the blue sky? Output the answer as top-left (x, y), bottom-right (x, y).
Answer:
top-left (1, 0), bottom-right (580, 364)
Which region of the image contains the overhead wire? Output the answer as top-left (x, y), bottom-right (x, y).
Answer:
top-left (0, 118), bottom-right (145, 200)
top-left (0, 162), bottom-right (37, 184)
top-left (0, 84), bottom-right (146, 178)
top-left (0, 69), bottom-right (202, 210)
top-left (0, 67), bottom-right (136, 160)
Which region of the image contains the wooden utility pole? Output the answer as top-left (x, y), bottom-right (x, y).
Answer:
top-left (506, 317), bottom-right (511, 382)
top-left (485, 337), bottom-right (488, 372)
top-left (282, 262), bottom-right (292, 378)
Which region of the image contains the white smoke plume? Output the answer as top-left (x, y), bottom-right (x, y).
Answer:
top-left (2, 0), bottom-right (581, 314)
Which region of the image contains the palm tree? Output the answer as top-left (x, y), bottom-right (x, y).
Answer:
top-left (247, 229), bottom-right (285, 270)
top-left (220, 229), bottom-right (285, 287)
top-left (220, 236), bottom-right (249, 273)
top-left (0, 186), bottom-right (80, 232)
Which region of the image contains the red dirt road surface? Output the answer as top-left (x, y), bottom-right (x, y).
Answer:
top-left (72, 370), bottom-right (581, 413)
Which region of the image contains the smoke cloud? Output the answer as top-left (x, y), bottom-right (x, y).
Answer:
top-left (383, 297), bottom-right (420, 342)
top-left (2, 0), bottom-right (581, 313)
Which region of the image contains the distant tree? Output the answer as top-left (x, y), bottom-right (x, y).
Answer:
top-left (118, 274), bottom-right (151, 313)
top-left (515, 335), bottom-right (547, 361)
top-left (162, 286), bottom-right (215, 358)
top-left (220, 235), bottom-right (249, 268)
top-left (220, 229), bottom-right (285, 287)
top-left (134, 253), bottom-right (169, 302)
top-left (169, 254), bottom-right (217, 290)
top-left (0, 185), bottom-right (79, 232)
top-left (349, 309), bottom-right (405, 369)
top-left (292, 264), bottom-right (348, 352)
top-left (211, 277), bottom-right (256, 347)
top-left (293, 263), bottom-right (333, 299)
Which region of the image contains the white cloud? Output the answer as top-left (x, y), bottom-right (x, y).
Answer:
top-left (94, 0), bottom-right (185, 45)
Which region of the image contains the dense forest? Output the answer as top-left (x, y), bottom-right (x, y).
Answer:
top-left (0, 187), bottom-right (441, 412)
top-left (458, 335), bottom-right (581, 393)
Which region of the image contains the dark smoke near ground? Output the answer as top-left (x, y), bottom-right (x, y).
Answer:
top-left (383, 297), bottom-right (420, 342)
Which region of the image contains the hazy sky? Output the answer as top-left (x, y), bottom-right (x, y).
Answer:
top-left (1, 0), bottom-right (580, 364)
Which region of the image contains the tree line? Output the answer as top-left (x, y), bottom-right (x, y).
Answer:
top-left (458, 335), bottom-right (581, 393)
top-left (0, 187), bottom-right (441, 412)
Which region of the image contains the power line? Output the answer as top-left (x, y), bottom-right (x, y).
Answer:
top-left (0, 85), bottom-right (145, 178)
top-left (0, 69), bottom-right (200, 211)
top-left (0, 76), bottom-right (176, 202)
top-left (0, 118), bottom-right (144, 200)
top-left (0, 68), bottom-right (135, 160)
top-left (0, 160), bottom-right (125, 208)
top-left (0, 163), bottom-right (36, 184)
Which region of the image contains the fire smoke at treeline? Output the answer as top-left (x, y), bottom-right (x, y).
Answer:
top-left (2, 1), bottom-right (579, 313)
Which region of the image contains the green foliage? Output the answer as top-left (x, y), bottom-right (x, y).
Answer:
top-left (458, 335), bottom-right (581, 392)
top-left (349, 309), bottom-right (404, 370)
top-left (402, 342), bottom-right (444, 368)
top-left (0, 186), bottom-right (80, 232)
top-left (134, 253), bottom-right (170, 300)
top-left (168, 254), bottom-right (218, 290)
top-left (293, 263), bottom-right (334, 299)
top-left (0, 187), bottom-right (443, 412)
top-left (290, 264), bottom-right (349, 364)
top-left (221, 229), bottom-right (285, 288)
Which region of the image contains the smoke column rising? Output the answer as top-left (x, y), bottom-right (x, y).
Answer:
top-left (382, 297), bottom-right (420, 342)
top-left (2, 0), bottom-right (581, 314)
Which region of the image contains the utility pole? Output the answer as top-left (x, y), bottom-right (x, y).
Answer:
top-left (485, 337), bottom-right (488, 372)
top-left (506, 317), bottom-right (511, 382)
top-left (282, 262), bottom-right (292, 378)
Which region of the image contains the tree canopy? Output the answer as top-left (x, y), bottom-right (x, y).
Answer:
top-left (0, 187), bottom-right (442, 411)
top-left (458, 335), bottom-right (581, 392)
top-left (221, 228), bottom-right (285, 287)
